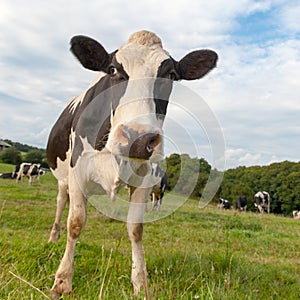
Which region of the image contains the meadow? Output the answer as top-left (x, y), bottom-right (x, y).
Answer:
top-left (0, 162), bottom-right (300, 299)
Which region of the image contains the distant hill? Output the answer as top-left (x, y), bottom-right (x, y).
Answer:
top-left (2, 139), bottom-right (45, 153)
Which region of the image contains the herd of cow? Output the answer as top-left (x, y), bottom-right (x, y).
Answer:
top-left (218, 191), bottom-right (271, 214)
top-left (0, 162), bottom-right (45, 184)
top-left (219, 192), bottom-right (300, 220)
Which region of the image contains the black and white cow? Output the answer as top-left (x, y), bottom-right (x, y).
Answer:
top-left (254, 191), bottom-right (270, 214)
top-left (217, 198), bottom-right (231, 209)
top-left (292, 210), bottom-right (300, 219)
top-left (0, 172), bottom-right (17, 179)
top-left (46, 30), bottom-right (217, 299)
top-left (236, 196), bottom-right (247, 211)
top-left (150, 163), bottom-right (167, 211)
top-left (15, 162), bottom-right (44, 184)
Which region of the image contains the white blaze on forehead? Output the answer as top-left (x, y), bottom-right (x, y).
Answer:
top-left (112, 31), bottom-right (170, 127)
top-left (116, 31), bottom-right (170, 79)
top-left (127, 30), bottom-right (163, 47)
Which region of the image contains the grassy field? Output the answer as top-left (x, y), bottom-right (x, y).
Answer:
top-left (0, 162), bottom-right (300, 300)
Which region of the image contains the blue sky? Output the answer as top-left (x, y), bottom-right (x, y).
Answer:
top-left (0, 0), bottom-right (299, 169)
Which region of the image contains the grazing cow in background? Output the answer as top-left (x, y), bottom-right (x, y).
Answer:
top-left (124, 162), bottom-right (167, 212)
top-left (254, 191), bottom-right (270, 213)
top-left (0, 172), bottom-right (17, 179)
top-left (292, 210), bottom-right (300, 219)
top-left (217, 198), bottom-right (231, 209)
top-left (15, 163), bottom-right (44, 184)
top-left (236, 196), bottom-right (247, 211)
top-left (150, 163), bottom-right (167, 211)
top-left (46, 30), bottom-right (217, 299)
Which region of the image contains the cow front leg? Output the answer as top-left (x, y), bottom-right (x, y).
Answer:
top-left (50, 188), bottom-right (86, 299)
top-left (158, 197), bottom-right (162, 211)
top-left (151, 193), bottom-right (156, 211)
top-left (127, 187), bottom-right (151, 299)
top-left (49, 181), bottom-right (69, 242)
top-left (127, 222), bottom-right (148, 297)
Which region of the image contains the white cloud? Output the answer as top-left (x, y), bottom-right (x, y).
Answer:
top-left (225, 148), bottom-right (262, 168)
top-left (278, 3), bottom-right (300, 34)
top-left (0, 0), bottom-right (299, 168)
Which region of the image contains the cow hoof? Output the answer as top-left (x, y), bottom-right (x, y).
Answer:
top-left (48, 231), bottom-right (60, 243)
top-left (48, 224), bottom-right (61, 242)
top-left (50, 278), bottom-right (71, 299)
top-left (131, 270), bottom-right (149, 299)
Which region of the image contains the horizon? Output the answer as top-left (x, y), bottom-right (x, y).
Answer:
top-left (0, 1), bottom-right (299, 169)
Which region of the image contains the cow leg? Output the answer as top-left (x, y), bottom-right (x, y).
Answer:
top-left (16, 173), bottom-right (21, 183)
top-left (158, 197), bottom-right (162, 211)
top-left (50, 181), bottom-right (86, 299)
top-left (49, 181), bottom-right (69, 242)
top-left (151, 193), bottom-right (155, 211)
top-left (127, 186), bottom-right (151, 299)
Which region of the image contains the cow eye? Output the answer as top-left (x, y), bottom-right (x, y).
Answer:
top-left (108, 66), bottom-right (118, 76)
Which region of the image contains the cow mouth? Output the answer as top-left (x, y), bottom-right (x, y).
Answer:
top-left (113, 124), bottom-right (161, 160)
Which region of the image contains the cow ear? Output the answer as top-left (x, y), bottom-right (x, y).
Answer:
top-left (178, 50), bottom-right (218, 80)
top-left (70, 35), bottom-right (110, 71)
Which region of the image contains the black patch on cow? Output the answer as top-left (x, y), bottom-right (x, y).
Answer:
top-left (160, 173), bottom-right (167, 190)
top-left (151, 164), bottom-right (167, 192)
top-left (0, 172), bottom-right (15, 179)
top-left (47, 102), bottom-right (75, 170)
top-left (47, 69), bottom-right (129, 169)
top-left (254, 196), bottom-right (261, 205)
top-left (14, 164), bottom-right (21, 173)
top-left (70, 76), bottom-right (128, 167)
top-left (30, 165), bottom-right (39, 176)
top-left (23, 164), bottom-right (31, 175)
top-left (70, 134), bottom-right (84, 168)
top-left (154, 59), bottom-right (176, 119)
top-left (236, 196), bottom-right (247, 209)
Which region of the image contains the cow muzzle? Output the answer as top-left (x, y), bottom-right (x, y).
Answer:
top-left (115, 124), bottom-right (161, 160)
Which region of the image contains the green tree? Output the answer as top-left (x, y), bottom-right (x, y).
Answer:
top-left (277, 171), bottom-right (300, 215)
top-left (0, 147), bottom-right (22, 165)
top-left (218, 160), bottom-right (300, 214)
top-left (165, 153), bottom-right (181, 192)
top-left (24, 149), bottom-right (45, 165)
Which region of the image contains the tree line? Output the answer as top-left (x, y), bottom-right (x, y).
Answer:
top-left (218, 161), bottom-right (300, 216)
top-left (164, 155), bottom-right (300, 216)
top-left (0, 140), bottom-right (48, 168)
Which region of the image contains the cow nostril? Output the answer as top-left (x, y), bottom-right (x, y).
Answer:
top-left (116, 125), bottom-right (161, 159)
top-left (146, 133), bottom-right (161, 153)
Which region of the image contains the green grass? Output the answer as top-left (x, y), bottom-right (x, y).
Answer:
top-left (1, 163), bottom-right (300, 299)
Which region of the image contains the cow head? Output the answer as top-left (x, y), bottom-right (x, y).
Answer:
top-left (70, 30), bottom-right (218, 161)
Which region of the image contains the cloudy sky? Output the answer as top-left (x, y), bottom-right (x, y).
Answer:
top-left (0, 0), bottom-right (299, 169)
